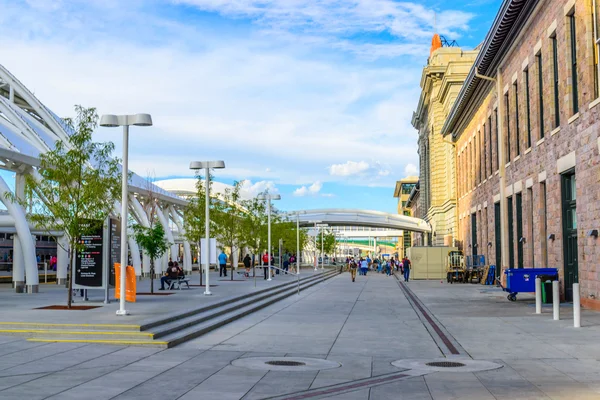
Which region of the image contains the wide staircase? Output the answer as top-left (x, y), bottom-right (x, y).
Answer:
top-left (0, 269), bottom-right (339, 348)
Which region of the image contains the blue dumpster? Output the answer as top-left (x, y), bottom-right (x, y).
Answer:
top-left (503, 268), bottom-right (558, 301)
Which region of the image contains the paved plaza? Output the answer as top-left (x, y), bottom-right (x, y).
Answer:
top-left (1, 272), bottom-right (600, 399)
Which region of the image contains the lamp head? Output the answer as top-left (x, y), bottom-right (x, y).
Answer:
top-left (132, 113), bottom-right (153, 126)
top-left (99, 114), bottom-right (119, 127)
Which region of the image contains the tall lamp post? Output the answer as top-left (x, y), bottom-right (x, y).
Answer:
top-left (100, 113), bottom-right (152, 316)
top-left (189, 161), bottom-right (225, 295)
top-left (257, 193), bottom-right (280, 281)
top-left (316, 223), bottom-right (328, 270)
top-left (296, 212), bottom-right (300, 275)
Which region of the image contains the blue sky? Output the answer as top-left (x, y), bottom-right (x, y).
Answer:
top-left (0, 0), bottom-right (501, 213)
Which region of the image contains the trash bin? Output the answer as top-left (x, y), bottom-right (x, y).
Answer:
top-left (538, 274), bottom-right (558, 304)
top-left (504, 268), bottom-right (559, 301)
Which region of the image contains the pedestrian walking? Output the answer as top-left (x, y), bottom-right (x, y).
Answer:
top-left (385, 259), bottom-right (391, 276)
top-left (262, 252), bottom-right (269, 280)
top-left (403, 256), bottom-right (411, 282)
top-left (243, 254), bottom-right (251, 277)
top-left (218, 250), bottom-right (228, 277)
top-left (360, 258), bottom-right (368, 276)
top-left (349, 259), bottom-right (357, 282)
top-left (283, 252), bottom-right (290, 274)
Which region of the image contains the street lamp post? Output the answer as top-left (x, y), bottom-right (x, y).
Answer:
top-left (316, 223), bottom-right (327, 270)
top-left (296, 212), bottom-right (300, 275)
top-left (257, 193), bottom-right (280, 281)
top-left (100, 113), bottom-right (152, 316)
top-left (190, 161), bottom-right (225, 295)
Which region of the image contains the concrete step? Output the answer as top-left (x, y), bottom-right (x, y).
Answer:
top-left (160, 271), bottom-right (339, 347)
top-left (0, 322), bottom-right (140, 331)
top-left (0, 328), bottom-right (153, 340)
top-left (24, 270), bottom-right (340, 348)
top-left (139, 271), bottom-right (333, 331)
top-left (151, 272), bottom-right (333, 339)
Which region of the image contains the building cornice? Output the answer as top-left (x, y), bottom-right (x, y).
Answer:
top-left (441, 0), bottom-right (540, 137)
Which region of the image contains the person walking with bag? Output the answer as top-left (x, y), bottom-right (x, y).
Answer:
top-left (403, 256), bottom-right (411, 282)
top-left (349, 259), bottom-right (357, 282)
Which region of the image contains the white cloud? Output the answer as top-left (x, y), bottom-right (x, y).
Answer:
top-left (404, 163), bottom-right (419, 177)
top-left (176, 0), bottom-right (475, 49)
top-left (329, 161), bottom-right (370, 177)
top-left (239, 179), bottom-right (279, 196)
top-left (0, 0), bottom-right (469, 196)
top-left (294, 181), bottom-right (323, 197)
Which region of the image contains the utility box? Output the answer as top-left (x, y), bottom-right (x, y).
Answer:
top-left (406, 246), bottom-right (458, 280)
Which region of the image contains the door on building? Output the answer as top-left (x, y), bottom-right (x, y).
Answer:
top-left (516, 193), bottom-right (524, 269)
top-left (561, 170), bottom-right (578, 301)
top-left (494, 202), bottom-right (502, 279)
top-left (471, 213), bottom-right (477, 257)
top-left (507, 196), bottom-right (515, 269)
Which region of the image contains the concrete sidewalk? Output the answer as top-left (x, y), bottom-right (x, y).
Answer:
top-left (0, 267), bottom-right (318, 326)
top-left (0, 273), bottom-right (599, 399)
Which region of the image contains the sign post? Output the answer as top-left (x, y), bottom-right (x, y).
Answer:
top-left (74, 220), bottom-right (106, 300)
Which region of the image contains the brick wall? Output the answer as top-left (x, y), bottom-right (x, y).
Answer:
top-left (453, 0), bottom-right (600, 307)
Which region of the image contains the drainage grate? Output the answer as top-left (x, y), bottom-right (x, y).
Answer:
top-left (426, 361), bottom-right (465, 368)
top-left (266, 360), bottom-right (307, 367)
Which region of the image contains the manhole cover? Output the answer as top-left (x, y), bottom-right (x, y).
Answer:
top-left (426, 361), bottom-right (465, 368)
top-left (391, 358), bottom-right (503, 373)
top-left (265, 360), bottom-right (306, 367)
top-left (232, 357), bottom-right (341, 371)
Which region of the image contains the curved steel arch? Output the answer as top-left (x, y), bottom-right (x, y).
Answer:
top-left (293, 209), bottom-right (431, 233)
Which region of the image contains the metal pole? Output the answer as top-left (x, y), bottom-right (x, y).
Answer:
top-left (314, 222), bottom-right (318, 271)
top-left (296, 213), bottom-right (300, 275)
top-left (553, 280), bottom-right (560, 320)
top-left (116, 125), bottom-right (129, 316)
top-left (204, 167), bottom-right (212, 295)
top-left (573, 283), bottom-right (581, 328)
top-left (321, 228), bottom-right (324, 270)
top-left (267, 198), bottom-right (272, 281)
top-left (44, 262), bottom-right (47, 284)
top-left (535, 278), bottom-right (542, 314)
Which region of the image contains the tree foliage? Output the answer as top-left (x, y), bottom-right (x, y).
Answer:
top-left (183, 171), bottom-right (214, 284)
top-left (24, 106), bottom-right (121, 308)
top-left (211, 181), bottom-right (246, 280)
top-left (316, 230), bottom-right (337, 255)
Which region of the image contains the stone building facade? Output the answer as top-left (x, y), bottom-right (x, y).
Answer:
top-left (412, 39), bottom-right (478, 247)
top-left (393, 176), bottom-right (418, 256)
top-left (442, 0), bottom-right (600, 308)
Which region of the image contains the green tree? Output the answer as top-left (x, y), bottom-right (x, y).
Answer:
top-left (212, 181), bottom-right (245, 280)
top-left (23, 106), bottom-right (121, 308)
top-left (316, 230), bottom-right (337, 256)
top-left (133, 200), bottom-right (170, 294)
top-left (240, 196), bottom-right (267, 270)
top-left (183, 172), bottom-right (213, 284)
top-left (272, 214), bottom-right (308, 266)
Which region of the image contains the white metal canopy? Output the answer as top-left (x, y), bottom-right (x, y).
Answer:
top-left (293, 209), bottom-right (431, 233)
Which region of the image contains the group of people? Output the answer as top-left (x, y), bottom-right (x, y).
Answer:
top-left (160, 261), bottom-right (184, 290)
top-left (345, 255), bottom-right (411, 283)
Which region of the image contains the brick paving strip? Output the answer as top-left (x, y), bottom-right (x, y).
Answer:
top-left (393, 274), bottom-right (466, 356)
top-left (258, 369), bottom-right (428, 400)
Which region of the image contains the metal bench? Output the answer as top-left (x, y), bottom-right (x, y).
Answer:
top-left (168, 277), bottom-right (190, 290)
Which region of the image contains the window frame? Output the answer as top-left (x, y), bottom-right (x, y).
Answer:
top-left (514, 81), bottom-right (520, 156)
top-left (551, 34), bottom-right (560, 128)
top-left (536, 53), bottom-right (545, 139)
top-left (524, 68), bottom-right (532, 148)
top-left (568, 12), bottom-right (579, 114)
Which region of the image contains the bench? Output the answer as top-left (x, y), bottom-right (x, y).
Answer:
top-left (168, 277), bottom-right (190, 290)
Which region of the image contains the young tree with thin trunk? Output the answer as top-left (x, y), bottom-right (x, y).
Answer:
top-left (212, 181), bottom-right (245, 280)
top-left (23, 106), bottom-right (121, 308)
top-left (133, 222), bottom-right (169, 294)
top-left (183, 172), bottom-right (213, 284)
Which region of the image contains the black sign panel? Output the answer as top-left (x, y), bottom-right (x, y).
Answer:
top-left (108, 218), bottom-right (121, 287)
top-left (75, 221), bottom-right (104, 288)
